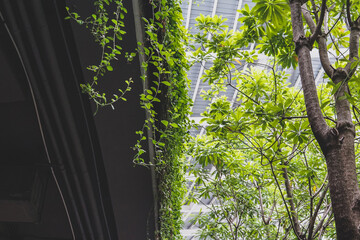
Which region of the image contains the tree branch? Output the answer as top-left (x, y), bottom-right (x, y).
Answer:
top-left (302, 5), bottom-right (334, 78)
top-left (326, 9), bottom-right (343, 36)
top-left (258, 185), bottom-right (276, 225)
top-left (291, 0), bottom-right (330, 149)
top-left (308, 184), bottom-right (329, 239)
top-left (282, 165), bottom-right (303, 237)
top-left (345, 18), bottom-right (360, 74)
top-left (268, 148), bottom-right (303, 240)
top-left (258, 186), bottom-right (268, 225)
top-left (313, 205), bottom-right (332, 238)
top-left (309, 0), bottom-right (319, 22)
top-left (346, 0), bottom-right (352, 26)
top-left (309, 0), bottom-right (327, 46)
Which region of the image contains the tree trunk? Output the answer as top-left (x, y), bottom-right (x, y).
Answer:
top-left (289, 0), bottom-right (360, 238)
top-left (324, 69), bottom-right (360, 239)
top-left (325, 120), bottom-right (360, 239)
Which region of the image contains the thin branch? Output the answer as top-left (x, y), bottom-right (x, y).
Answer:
top-left (266, 199), bottom-right (276, 224)
top-left (313, 205), bottom-right (333, 239)
top-left (302, 152), bottom-right (314, 237)
top-left (281, 115), bottom-right (308, 120)
top-left (353, 105), bottom-right (360, 124)
top-left (282, 160), bottom-right (303, 237)
top-left (302, 5), bottom-right (334, 78)
top-left (269, 162), bottom-right (303, 240)
top-left (329, 32), bottom-right (347, 60)
top-left (346, 0), bottom-right (352, 26)
top-left (309, 0), bottom-right (327, 45)
top-left (325, 8), bottom-right (344, 36)
top-left (227, 83), bottom-right (261, 106)
top-left (309, 0), bottom-right (319, 22)
top-left (311, 174), bottom-right (328, 199)
top-left (308, 184), bottom-right (329, 239)
top-left (258, 185), bottom-right (276, 225)
top-left (345, 17), bottom-right (360, 73)
top-left (258, 186), bottom-right (268, 224)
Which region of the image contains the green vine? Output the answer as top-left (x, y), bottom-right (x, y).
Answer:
top-left (67, 0), bottom-right (191, 239)
top-left (66, 0), bottom-right (133, 113)
top-left (134, 0), bottom-right (192, 238)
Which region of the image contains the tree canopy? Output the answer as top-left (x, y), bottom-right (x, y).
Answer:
top-left (185, 0), bottom-right (360, 239)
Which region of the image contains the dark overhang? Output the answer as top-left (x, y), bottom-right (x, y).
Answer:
top-left (0, 0), bottom-right (155, 239)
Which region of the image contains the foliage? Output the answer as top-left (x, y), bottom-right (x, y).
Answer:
top-left (187, 71), bottom-right (335, 239)
top-left (186, 0), bottom-right (360, 238)
top-left (133, 0), bottom-right (192, 238)
top-left (66, 0), bottom-right (134, 113)
top-left (67, 0), bottom-right (191, 239)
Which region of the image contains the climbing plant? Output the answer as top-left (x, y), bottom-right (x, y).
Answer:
top-left (66, 0), bottom-right (191, 239)
top-left (133, 0), bottom-right (192, 238)
top-left (66, 0), bottom-right (133, 113)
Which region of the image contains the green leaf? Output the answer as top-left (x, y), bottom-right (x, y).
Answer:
top-left (162, 81), bottom-right (171, 86)
top-left (320, 100), bottom-right (330, 109)
top-left (170, 123), bottom-right (179, 128)
top-left (161, 120), bottom-right (169, 127)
